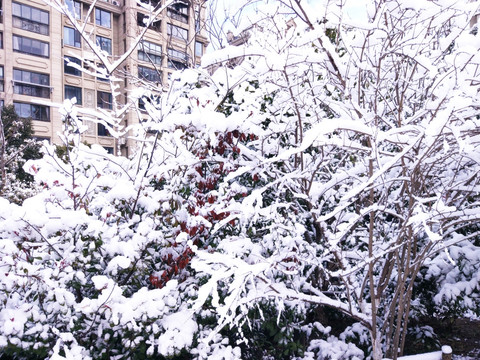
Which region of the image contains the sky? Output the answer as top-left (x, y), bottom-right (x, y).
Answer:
top-left (207, 0), bottom-right (370, 50)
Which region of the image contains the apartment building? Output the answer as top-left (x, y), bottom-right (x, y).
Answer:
top-left (0, 0), bottom-right (208, 156)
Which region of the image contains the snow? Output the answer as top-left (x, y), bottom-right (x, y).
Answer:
top-left (442, 345), bottom-right (453, 354)
top-left (158, 310), bottom-right (198, 356)
top-left (106, 256), bottom-right (131, 275)
top-left (383, 351), bottom-right (442, 360)
top-left (91, 275), bottom-right (111, 291)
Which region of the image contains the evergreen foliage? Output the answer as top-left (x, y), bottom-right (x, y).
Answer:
top-left (0, 105), bottom-right (42, 203)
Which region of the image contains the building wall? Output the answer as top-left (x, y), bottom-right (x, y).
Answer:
top-left (0, 0), bottom-right (208, 156)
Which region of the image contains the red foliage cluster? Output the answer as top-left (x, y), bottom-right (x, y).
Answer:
top-left (214, 130), bottom-right (256, 156)
top-left (149, 130), bottom-right (257, 289)
top-left (149, 246), bottom-right (194, 289)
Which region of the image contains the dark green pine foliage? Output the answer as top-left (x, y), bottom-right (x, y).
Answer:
top-left (0, 104), bottom-right (43, 203)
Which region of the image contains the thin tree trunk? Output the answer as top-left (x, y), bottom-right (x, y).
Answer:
top-left (0, 116), bottom-right (6, 194)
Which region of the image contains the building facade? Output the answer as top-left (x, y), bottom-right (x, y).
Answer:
top-left (0, 0), bottom-right (208, 156)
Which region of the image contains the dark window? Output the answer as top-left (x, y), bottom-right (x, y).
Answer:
top-left (33, 136), bottom-right (51, 143)
top-left (96, 36), bottom-right (112, 55)
top-left (103, 146), bottom-right (114, 154)
top-left (167, 48), bottom-right (188, 70)
top-left (139, 0), bottom-right (161, 7)
top-left (168, 59), bottom-right (187, 70)
top-left (14, 102), bottom-right (50, 122)
top-left (138, 96), bottom-right (159, 111)
top-left (137, 12), bottom-right (146, 26)
top-left (195, 41), bottom-right (203, 57)
top-left (138, 97), bottom-right (146, 110)
top-left (64, 56), bottom-right (82, 76)
top-left (13, 69), bottom-right (50, 98)
top-left (98, 123), bottom-right (110, 136)
top-left (13, 35), bottom-right (49, 57)
top-left (65, 0), bottom-right (81, 20)
top-left (167, 23), bottom-right (188, 41)
top-left (137, 13), bottom-right (161, 31)
top-left (64, 26), bottom-right (81, 47)
top-left (95, 8), bottom-right (111, 28)
top-left (96, 64), bottom-right (109, 82)
top-left (65, 85), bottom-right (82, 104)
top-left (138, 66), bottom-right (162, 83)
top-left (138, 40), bottom-right (162, 65)
top-left (12, 2), bottom-right (49, 35)
top-left (83, 62), bottom-right (108, 81)
top-left (97, 91), bottom-right (112, 109)
top-left (167, 2), bottom-right (188, 24)
top-left (0, 66), bottom-right (3, 92)
top-left (0, 32), bottom-right (3, 49)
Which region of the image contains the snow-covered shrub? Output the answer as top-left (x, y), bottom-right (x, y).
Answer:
top-left (0, 137), bottom-right (198, 358)
top-left (192, 1), bottom-right (480, 359)
top-left (414, 240), bottom-right (480, 321)
top-left (304, 335), bottom-right (364, 360)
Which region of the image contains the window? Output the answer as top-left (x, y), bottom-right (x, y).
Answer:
top-left (195, 41), bottom-right (203, 57)
top-left (168, 59), bottom-right (187, 71)
top-left (138, 66), bottom-right (162, 83)
top-left (103, 146), bottom-right (114, 154)
top-left (168, 2), bottom-right (189, 24)
top-left (95, 8), bottom-right (111, 28)
top-left (167, 23), bottom-right (188, 41)
top-left (98, 123), bottom-right (110, 136)
top-left (168, 48), bottom-right (188, 61)
top-left (33, 136), bottom-right (50, 143)
top-left (13, 69), bottom-right (50, 98)
top-left (65, 85), bottom-right (82, 104)
top-left (14, 102), bottom-right (50, 122)
top-left (96, 64), bottom-right (109, 82)
top-left (0, 32), bottom-right (3, 48)
top-left (195, 9), bottom-right (200, 32)
top-left (12, 2), bottom-right (49, 35)
top-left (64, 56), bottom-right (82, 76)
top-left (65, 0), bottom-right (81, 20)
top-left (138, 95), bottom-right (159, 111)
top-left (139, 0), bottom-right (160, 7)
top-left (138, 97), bottom-right (146, 110)
top-left (137, 13), bottom-right (161, 32)
top-left (138, 40), bottom-right (162, 65)
top-left (13, 35), bottom-right (49, 57)
top-left (137, 12), bottom-right (146, 26)
top-left (96, 36), bottom-right (112, 55)
top-left (64, 26), bottom-right (81, 47)
top-left (97, 91), bottom-right (112, 110)
top-left (167, 48), bottom-right (188, 70)
top-left (0, 66), bottom-right (3, 92)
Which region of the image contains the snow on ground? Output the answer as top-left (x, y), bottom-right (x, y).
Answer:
top-left (383, 351), bottom-right (442, 360)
